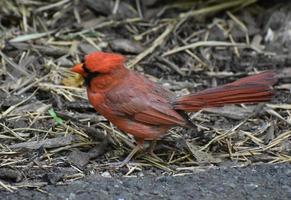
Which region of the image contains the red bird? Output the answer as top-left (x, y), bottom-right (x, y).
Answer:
top-left (71, 51), bottom-right (276, 165)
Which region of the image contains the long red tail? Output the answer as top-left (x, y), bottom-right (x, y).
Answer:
top-left (174, 71), bottom-right (277, 112)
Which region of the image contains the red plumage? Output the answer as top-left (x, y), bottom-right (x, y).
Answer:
top-left (71, 51), bottom-right (277, 164)
top-left (174, 71), bottom-right (276, 111)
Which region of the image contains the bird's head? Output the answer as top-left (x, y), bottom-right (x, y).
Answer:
top-left (71, 51), bottom-right (126, 86)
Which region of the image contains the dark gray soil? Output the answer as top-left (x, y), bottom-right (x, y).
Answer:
top-left (1, 164), bottom-right (291, 200)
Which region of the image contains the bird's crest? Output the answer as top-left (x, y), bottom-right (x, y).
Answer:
top-left (84, 51), bottom-right (126, 73)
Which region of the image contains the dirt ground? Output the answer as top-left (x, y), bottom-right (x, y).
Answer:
top-left (0, 0), bottom-right (291, 198)
top-left (1, 164), bottom-right (291, 200)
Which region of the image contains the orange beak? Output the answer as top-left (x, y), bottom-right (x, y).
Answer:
top-left (71, 63), bottom-right (86, 77)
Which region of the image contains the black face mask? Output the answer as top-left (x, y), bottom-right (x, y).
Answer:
top-left (82, 65), bottom-right (100, 87)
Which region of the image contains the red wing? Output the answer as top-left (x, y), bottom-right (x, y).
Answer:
top-left (105, 83), bottom-right (186, 127)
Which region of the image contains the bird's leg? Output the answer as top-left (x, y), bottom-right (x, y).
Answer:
top-left (146, 140), bottom-right (163, 161)
top-left (147, 140), bottom-right (157, 156)
top-left (112, 138), bottom-right (144, 168)
top-left (118, 143), bottom-right (142, 167)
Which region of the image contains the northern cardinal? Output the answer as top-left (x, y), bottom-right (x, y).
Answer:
top-left (71, 51), bottom-right (277, 165)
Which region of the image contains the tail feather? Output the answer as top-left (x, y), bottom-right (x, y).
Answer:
top-left (174, 71), bottom-right (277, 112)
top-left (225, 71), bottom-right (277, 86)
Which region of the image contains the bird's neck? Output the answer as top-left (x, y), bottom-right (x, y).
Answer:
top-left (88, 66), bottom-right (129, 93)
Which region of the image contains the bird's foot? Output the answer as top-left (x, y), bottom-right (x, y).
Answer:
top-left (145, 140), bottom-right (163, 162)
top-left (110, 144), bottom-right (142, 168)
top-left (146, 148), bottom-right (163, 162)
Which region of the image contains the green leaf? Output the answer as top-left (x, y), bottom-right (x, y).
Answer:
top-left (48, 108), bottom-right (63, 125)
